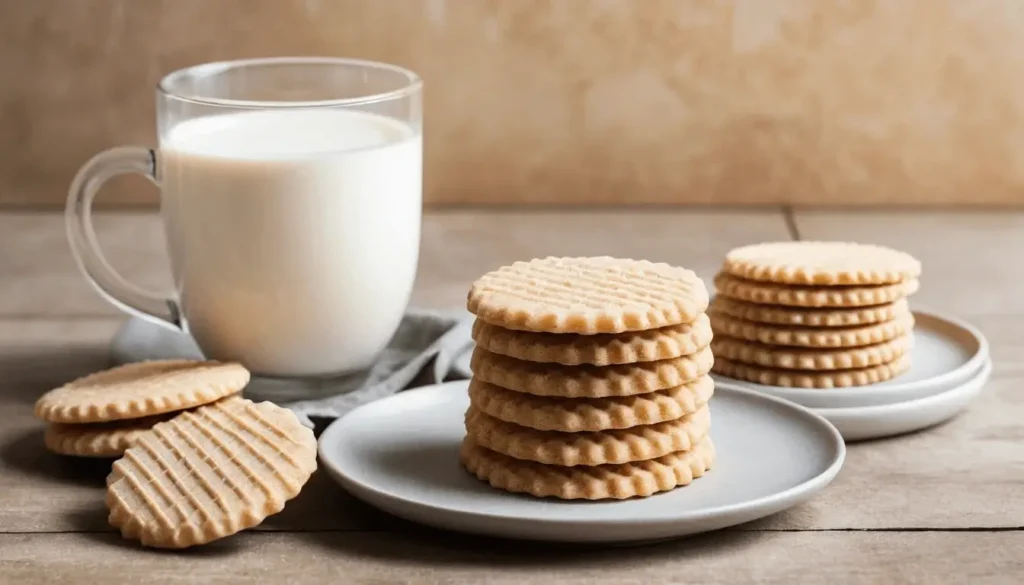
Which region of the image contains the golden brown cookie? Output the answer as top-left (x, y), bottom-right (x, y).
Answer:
top-left (709, 296), bottom-right (910, 327)
top-left (470, 346), bottom-right (714, 398)
top-left (712, 355), bottom-right (911, 388)
top-left (43, 413), bottom-right (180, 458)
top-left (467, 256), bottom-right (709, 334)
top-left (714, 273), bottom-right (918, 308)
top-left (468, 376), bottom-right (714, 432)
top-left (471, 314), bottom-right (713, 366)
top-left (723, 241), bottom-right (921, 285)
top-left (709, 311), bottom-right (915, 348)
top-left (710, 335), bottom-right (912, 370)
top-left (460, 436), bottom-right (715, 500)
top-left (106, 396), bottom-right (317, 549)
top-left (464, 405), bottom-right (710, 466)
top-left (35, 360), bottom-right (249, 424)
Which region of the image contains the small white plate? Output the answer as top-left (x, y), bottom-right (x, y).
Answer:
top-left (811, 357), bottom-right (991, 442)
top-left (712, 310), bottom-right (988, 409)
top-left (318, 381), bottom-right (845, 543)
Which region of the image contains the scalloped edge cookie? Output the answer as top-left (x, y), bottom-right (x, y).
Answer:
top-left (711, 355), bottom-right (911, 388)
top-left (710, 334), bottom-right (912, 370)
top-left (723, 241), bottom-right (921, 286)
top-left (43, 413), bottom-right (178, 458)
top-left (709, 296), bottom-right (910, 327)
top-left (714, 272), bottom-right (918, 308)
top-left (709, 311), bottom-right (915, 348)
top-left (468, 376), bottom-right (714, 432)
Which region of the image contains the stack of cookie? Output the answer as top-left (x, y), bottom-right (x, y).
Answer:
top-left (709, 241), bottom-right (921, 388)
top-left (459, 256), bottom-right (716, 500)
top-left (34, 360), bottom-right (318, 549)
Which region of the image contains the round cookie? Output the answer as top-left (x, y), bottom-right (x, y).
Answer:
top-left (469, 346), bottom-right (715, 398)
top-left (710, 335), bottom-right (913, 371)
top-left (714, 273), bottom-right (918, 308)
top-left (723, 241), bottom-right (921, 286)
top-left (712, 355), bottom-right (911, 388)
top-left (43, 413), bottom-right (177, 458)
top-left (709, 311), bottom-right (915, 348)
top-left (459, 436), bottom-right (715, 500)
top-left (106, 396), bottom-right (317, 549)
top-left (471, 314), bottom-right (713, 366)
top-left (709, 296), bottom-right (910, 327)
top-left (35, 360), bottom-right (249, 424)
top-left (464, 405), bottom-right (711, 466)
top-left (468, 376), bottom-right (714, 432)
top-left (467, 256), bottom-right (709, 334)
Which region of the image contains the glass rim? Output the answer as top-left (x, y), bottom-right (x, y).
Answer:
top-left (156, 56), bottom-right (422, 109)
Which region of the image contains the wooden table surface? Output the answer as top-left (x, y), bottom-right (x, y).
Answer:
top-left (1, 209), bottom-right (1022, 584)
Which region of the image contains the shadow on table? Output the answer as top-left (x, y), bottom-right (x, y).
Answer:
top-left (0, 427), bottom-right (113, 487)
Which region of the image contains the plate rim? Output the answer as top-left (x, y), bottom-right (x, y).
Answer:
top-left (711, 309), bottom-right (989, 400)
top-left (317, 380), bottom-right (846, 528)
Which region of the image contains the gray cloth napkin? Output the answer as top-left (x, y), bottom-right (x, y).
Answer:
top-left (110, 308), bottom-right (476, 428)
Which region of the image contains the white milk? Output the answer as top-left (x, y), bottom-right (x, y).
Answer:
top-left (160, 109), bottom-right (422, 377)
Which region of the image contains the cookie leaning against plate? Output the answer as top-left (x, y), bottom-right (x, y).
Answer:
top-left (35, 360), bottom-right (249, 424)
top-left (714, 273), bottom-right (918, 308)
top-left (712, 355), bottom-right (911, 388)
top-left (709, 311), bottom-right (915, 348)
top-left (723, 241), bottom-right (921, 286)
top-left (467, 256), bottom-right (709, 334)
top-left (106, 396), bottom-right (317, 549)
top-left (460, 436), bottom-right (715, 500)
top-left (468, 376), bottom-right (714, 432)
top-left (710, 335), bottom-right (913, 371)
top-left (470, 346), bottom-right (715, 398)
top-left (464, 405), bottom-right (711, 466)
top-left (709, 296), bottom-right (910, 327)
top-left (471, 314), bottom-right (713, 366)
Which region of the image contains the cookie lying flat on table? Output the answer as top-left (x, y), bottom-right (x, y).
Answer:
top-left (709, 311), bottom-right (915, 348)
top-left (709, 296), bottom-right (910, 327)
top-left (460, 436), bottom-right (715, 500)
top-left (34, 359), bottom-right (249, 424)
top-left (467, 256), bottom-right (709, 334)
top-left (710, 335), bottom-right (913, 371)
top-left (712, 355), bottom-right (912, 389)
top-left (722, 241), bottom-right (921, 286)
top-left (468, 376), bottom-right (714, 432)
top-left (43, 413), bottom-right (178, 458)
top-left (713, 273), bottom-right (918, 308)
top-left (471, 313), bottom-right (713, 366)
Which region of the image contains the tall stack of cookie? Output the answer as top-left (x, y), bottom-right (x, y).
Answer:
top-left (460, 256), bottom-right (716, 500)
top-left (709, 241), bottom-right (921, 388)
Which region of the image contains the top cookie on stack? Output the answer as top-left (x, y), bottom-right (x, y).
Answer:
top-left (709, 241), bottom-right (921, 388)
top-left (461, 257), bottom-right (716, 500)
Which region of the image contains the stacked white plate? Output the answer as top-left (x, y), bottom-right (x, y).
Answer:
top-left (710, 310), bottom-right (991, 441)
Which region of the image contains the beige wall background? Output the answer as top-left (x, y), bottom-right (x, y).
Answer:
top-left (3, 0), bottom-right (1024, 208)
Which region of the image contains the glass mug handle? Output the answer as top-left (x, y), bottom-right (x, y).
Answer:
top-left (65, 146), bottom-right (182, 331)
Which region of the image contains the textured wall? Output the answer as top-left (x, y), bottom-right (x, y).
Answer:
top-left (3, 0), bottom-right (1024, 207)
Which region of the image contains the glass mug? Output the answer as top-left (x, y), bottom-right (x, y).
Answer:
top-left (67, 57), bottom-right (423, 382)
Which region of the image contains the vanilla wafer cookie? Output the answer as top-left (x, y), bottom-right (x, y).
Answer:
top-left (468, 376), bottom-right (714, 432)
top-left (460, 436), bottom-right (715, 500)
top-left (467, 256), bottom-right (709, 334)
top-left (470, 346), bottom-right (714, 398)
top-left (106, 396), bottom-right (317, 549)
top-left (709, 312), bottom-right (915, 348)
top-left (472, 314), bottom-right (713, 366)
top-left (714, 273), bottom-right (918, 308)
top-left (44, 413), bottom-right (178, 458)
top-left (713, 355), bottom-right (911, 388)
top-left (710, 296), bottom-right (910, 327)
top-left (35, 360), bottom-right (249, 424)
top-left (723, 241), bottom-right (921, 286)
top-left (465, 405), bottom-right (710, 466)
top-left (710, 335), bottom-right (912, 371)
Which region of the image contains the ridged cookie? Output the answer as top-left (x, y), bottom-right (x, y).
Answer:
top-left (464, 405), bottom-right (710, 466)
top-left (468, 376), bottom-right (714, 432)
top-left (471, 314), bottom-right (713, 366)
top-left (43, 413), bottom-right (177, 458)
top-left (710, 335), bottom-right (912, 370)
top-left (460, 436), bottom-right (715, 500)
top-left (714, 272), bottom-right (918, 308)
top-left (709, 311), bottom-right (915, 348)
top-left (35, 360), bottom-right (249, 424)
top-left (469, 346), bottom-right (714, 398)
top-left (710, 296), bottom-right (910, 327)
top-left (712, 355), bottom-right (911, 388)
top-left (723, 241), bottom-right (921, 285)
top-left (106, 396), bottom-right (317, 549)
top-left (467, 256), bottom-right (709, 334)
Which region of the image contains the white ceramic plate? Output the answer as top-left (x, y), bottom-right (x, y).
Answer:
top-left (318, 381), bottom-right (845, 543)
top-left (811, 357), bottom-right (991, 442)
top-left (711, 310), bottom-right (988, 409)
